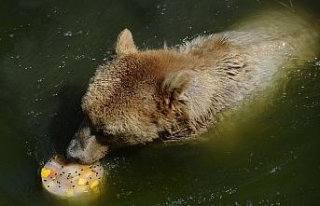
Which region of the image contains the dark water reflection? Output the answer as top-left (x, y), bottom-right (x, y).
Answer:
top-left (0, 0), bottom-right (320, 205)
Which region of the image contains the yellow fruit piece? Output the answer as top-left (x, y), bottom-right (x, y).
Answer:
top-left (41, 168), bottom-right (51, 178)
top-left (90, 180), bottom-right (100, 190)
top-left (78, 178), bottom-right (87, 186)
top-left (65, 189), bottom-right (74, 197)
top-left (83, 171), bottom-right (93, 178)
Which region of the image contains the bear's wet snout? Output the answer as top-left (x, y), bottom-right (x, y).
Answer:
top-left (66, 139), bottom-right (82, 160)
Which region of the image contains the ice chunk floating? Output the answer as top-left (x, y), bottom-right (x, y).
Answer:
top-left (40, 156), bottom-right (104, 198)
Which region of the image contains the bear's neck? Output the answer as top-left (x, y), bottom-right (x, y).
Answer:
top-left (174, 36), bottom-right (254, 137)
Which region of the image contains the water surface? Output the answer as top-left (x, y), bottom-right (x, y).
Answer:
top-left (0, 0), bottom-right (320, 205)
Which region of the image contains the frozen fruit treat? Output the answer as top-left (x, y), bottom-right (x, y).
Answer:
top-left (41, 156), bottom-right (104, 198)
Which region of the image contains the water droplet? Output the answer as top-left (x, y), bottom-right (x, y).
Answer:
top-left (64, 31), bottom-right (73, 37)
top-left (58, 60), bottom-right (66, 68)
top-left (24, 66), bottom-right (32, 70)
top-left (27, 151), bottom-right (32, 156)
top-left (270, 166), bottom-right (281, 174)
top-left (34, 98), bottom-right (43, 102)
top-left (76, 30), bottom-right (83, 35)
top-left (27, 110), bottom-right (35, 116)
top-left (37, 78), bottom-right (44, 83)
top-left (75, 54), bottom-right (85, 60)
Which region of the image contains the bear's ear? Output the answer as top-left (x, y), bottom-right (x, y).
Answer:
top-left (162, 70), bottom-right (191, 102)
top-left (114, 29), bottom-right (138, 55)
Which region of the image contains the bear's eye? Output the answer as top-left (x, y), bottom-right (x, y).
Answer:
top-left (106, 133), bottom-right (116, 140)
top-left (92, 129), bottom-right (105, 137)
top-left (94, 132), bottom-right (116, 145)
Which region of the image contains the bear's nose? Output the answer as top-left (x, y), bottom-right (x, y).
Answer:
top-left (66, 139), bottom-right (82, 160)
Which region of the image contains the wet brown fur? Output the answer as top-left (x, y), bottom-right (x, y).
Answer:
top-left (67, 10), bottom-right (319, 164)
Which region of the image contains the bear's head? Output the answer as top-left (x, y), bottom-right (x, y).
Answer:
top-left (67, 29), bottom-right (193, 164)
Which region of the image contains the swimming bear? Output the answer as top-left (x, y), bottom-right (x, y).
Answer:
top-left (67, 9), bottom-right (319, 164)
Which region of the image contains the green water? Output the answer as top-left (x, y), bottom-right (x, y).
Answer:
top-left (1, 0), bottom-right (320, 205)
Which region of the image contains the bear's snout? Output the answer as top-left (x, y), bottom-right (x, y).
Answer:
top-left (66, 133), bottom-right (109, 164)
top-left (66, 139), bottom-right (82, 161)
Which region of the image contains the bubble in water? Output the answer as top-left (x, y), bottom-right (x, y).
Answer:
top-left (9, 33), bottom-right (14, 38)
top-left (24, 66), bottom-right (32, 70)
top-left (34, 98), bottom-right (43, 102)
top-left (64, 31), bottom-right (73, 37)
top-left (76, 30), bottom-right (83, 35)
top-left (27, 150), bottom-right (32, 157)
top-left (37, 78), bottom-right (44, 83)
top-left (58, 60), bottom-right (66, 68)
top-left (75, 54), bottom-right (85, 60)
top-left (156, 3), bottom-right (167, 15)
top-left (27, 110), bottom-right (35, 116)
top-left (270, 166), bottom-right (281, 174)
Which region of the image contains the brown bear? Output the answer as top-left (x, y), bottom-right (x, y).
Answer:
top-left (67, 9), bottom-right (319, 164)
